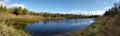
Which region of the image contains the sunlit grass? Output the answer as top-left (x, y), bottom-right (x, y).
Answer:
top-left (71, 17), bottom-right (104, 36)
top-left (0, 17), bottom-right (28, 36)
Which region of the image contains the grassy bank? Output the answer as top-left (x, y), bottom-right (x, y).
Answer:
top-left (71, 2), bottom-right (120, 36)
top-left (0, 18), bottom-right (28, 36)
top-left (0, 12), bottom-right (66, 36)
top-left (71, 17), bottom-right (105, 36)
top-left (0, 12), bottom-right (46, 22)
top-left (0, 13), bottom-right (45, 36)
top-left (71, 15), bottom-right (120, 36)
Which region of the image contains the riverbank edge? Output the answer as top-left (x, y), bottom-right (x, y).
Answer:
top-left (0, 18), bottom-right (29, 36)
top-left (0, 14), bottom-right (66, 36)
top-left (70, 17), bottom-right (105, 36)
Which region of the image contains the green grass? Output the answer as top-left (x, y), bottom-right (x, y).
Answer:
top-left (71, 17), bottom-right (105, 36)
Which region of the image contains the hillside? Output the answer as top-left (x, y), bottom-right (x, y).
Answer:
top-left (71, 2), bottom-right (120, 36)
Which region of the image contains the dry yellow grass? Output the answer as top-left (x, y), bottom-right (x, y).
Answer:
top-left (0, 12), bottom-right (45, 22)
top-left (0, 12), bottom-right (45, 19)
top-left (0, 17), bottom-right (28, 36)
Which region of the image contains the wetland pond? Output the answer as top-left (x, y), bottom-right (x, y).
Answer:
top-left (10, 18), bottom-right (95, 36)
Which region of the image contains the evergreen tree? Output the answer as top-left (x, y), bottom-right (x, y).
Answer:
top-left (17, 7), bottom-right (23, 15)
top-left (13, 9), bottom-right (18, 15)
top-left (23, 9), bottom-right (28, 15)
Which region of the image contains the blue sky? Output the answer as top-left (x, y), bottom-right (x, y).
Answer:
top-left (0, 0), bottom-right (119, 15)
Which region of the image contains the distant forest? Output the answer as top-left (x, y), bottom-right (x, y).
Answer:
top-left (0, 5), bottom-right (98, 19)
top-left (104, 2), bottom-right (120, 16)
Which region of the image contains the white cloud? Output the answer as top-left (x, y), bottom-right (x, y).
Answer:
top-left (104, 6), bottom-right (112, 10)
top-left (0, 0), bottom-right (26, 8)
top-left (0, 1), bottom-right (6, 6)
top-left (0, 0), bottom-right (108, 15)
top-left (69, 10), bottom-right (106, 15)
top-left (2, 0), bottom-right (9, 2)
top-left (50, 10), bottom-right (106, 15)
top-left (9, 3), bottom-right (26, 8)
top-left (103, 2), bottom-right (108, 5)
top-left (96, 0), bottom-right (109, 5)
top-left (0, 0), bottom-right (9, 6)
top-left (97, 1), bottom-right (100, 4)
top-left (116, 0), bottom-right (120, 2)
top-left (0, 0), bottom-right (9, 2)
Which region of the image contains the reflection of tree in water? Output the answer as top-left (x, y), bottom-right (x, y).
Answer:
top-left (6, 21), bottom-right (33, 29)
top-left (43, 21), bottom-right (48, 25)
top-left (75, 19), bottom-right (78, 24)
top-left (13, 22), bottom-right (27, 29)
top-left (66, 19), bottom-right (70, 24)
top-left (35, 21), bottom-right (40, 24)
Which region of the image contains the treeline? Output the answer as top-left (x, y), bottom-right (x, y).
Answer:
top-left (103, 2), bottom-right (120, 36)
top-left (71, 2), bottom-right (120, 36)
top-left (104, 2), bottom-right (120, 17)
top-left (0, 5), bottom-right (97, 19)
top-left (0, 6), bottom-right (36, 15)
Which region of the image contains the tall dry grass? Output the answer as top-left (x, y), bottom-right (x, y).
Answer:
top-left (0, 12), bottom-right (45, 22)
top-left (0, 17), bottom-right (28, 36)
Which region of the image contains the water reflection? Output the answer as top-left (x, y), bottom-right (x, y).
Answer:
top-left (6, 21), bottom-right (35, 29)
top-left (23, 18), bottom-right (94, 36)
top-left (3, 18), bottom-right (94, 36)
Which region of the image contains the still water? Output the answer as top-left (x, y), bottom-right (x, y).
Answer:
top-left (23, 18), bottom-right (94, 36)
